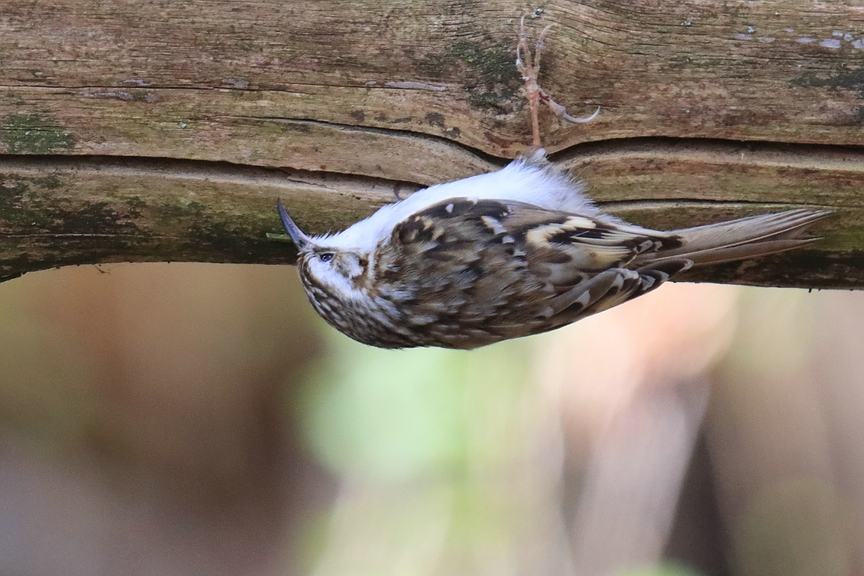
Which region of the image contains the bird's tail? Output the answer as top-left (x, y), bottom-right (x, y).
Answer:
top-left (639, 208), bottom-right (832, 267)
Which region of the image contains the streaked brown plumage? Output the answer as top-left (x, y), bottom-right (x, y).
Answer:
top-left (275, 21), bottom-right (831, 350)
top-left (281, 172), bottom-right (829, 349)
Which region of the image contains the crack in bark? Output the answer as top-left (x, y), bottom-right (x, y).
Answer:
top-left (3, 133), bottom-right (864, 185)
top-left (597, 199), bottom-right (841, 210)
top-left (0, 134), bottom-right (858, 287)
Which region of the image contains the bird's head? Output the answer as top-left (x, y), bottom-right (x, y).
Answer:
top-left (277, 200), bottom-right (370, 304)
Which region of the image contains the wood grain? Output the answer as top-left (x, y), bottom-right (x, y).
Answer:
top-left (0, 0), bottom-right (862, 286)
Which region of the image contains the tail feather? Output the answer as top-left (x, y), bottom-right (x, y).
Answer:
top-left (637, 209), bottom-right (831, 267)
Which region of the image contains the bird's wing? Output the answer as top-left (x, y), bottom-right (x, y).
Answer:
top-left (378, 197), bottom-right (689, 346)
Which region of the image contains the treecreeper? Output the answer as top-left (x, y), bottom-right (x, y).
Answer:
top-left (276, 19), bottom-right (830, 349)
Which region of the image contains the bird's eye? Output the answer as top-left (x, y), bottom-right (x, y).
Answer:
top-left (318, 252), bottom-right (335, 263)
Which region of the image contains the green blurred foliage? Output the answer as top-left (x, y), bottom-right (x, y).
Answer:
top-left (295, 323), bottom-right (556, 575)
top-left (616, 563), bottom-right (703, 576)
top-left (298, 331), bottom-right (534, 482)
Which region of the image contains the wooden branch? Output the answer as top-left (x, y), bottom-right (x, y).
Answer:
top-left (0, 0), bottom-right (862, 286)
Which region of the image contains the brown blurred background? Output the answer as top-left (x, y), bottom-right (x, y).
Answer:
top-left (0, 262), bottom-right (859, 576)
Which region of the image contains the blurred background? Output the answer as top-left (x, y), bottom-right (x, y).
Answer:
top-left (0, 261), bottom-right (859, 576)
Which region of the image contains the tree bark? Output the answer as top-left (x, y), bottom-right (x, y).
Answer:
top-left (0, 0), bottom-right (861, 286)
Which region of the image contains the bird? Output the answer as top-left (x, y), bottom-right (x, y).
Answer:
top-left (275, 20), bottom-right (830, 350)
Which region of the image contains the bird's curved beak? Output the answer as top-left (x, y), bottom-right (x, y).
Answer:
top-left (277, 199), bottom-right (312, 250)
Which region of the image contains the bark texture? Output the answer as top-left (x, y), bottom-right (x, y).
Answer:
top-left (0, 0), bottom-right (862, 286)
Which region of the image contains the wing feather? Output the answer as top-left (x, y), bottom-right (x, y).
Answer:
top-left (376, 197), bottom-right (685, 348)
